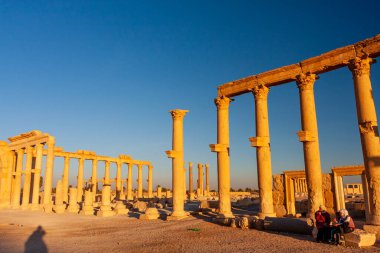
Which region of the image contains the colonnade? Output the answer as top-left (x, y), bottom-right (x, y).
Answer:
top-left (212, 34), bottom-right (380, 226)
top-left (0, 131), bottom-right (154, 213)
top-left (186, 162), bottom-right (210, 198)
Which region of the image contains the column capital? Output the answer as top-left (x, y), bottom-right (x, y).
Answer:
top-left (214, 96), bottom-right (232, 110)
top-left (26, 146), bottom-right (34, 153)
top-left (348, 57), bottom-right (375, 78)
top-left (169, 109), bottom-right (189, 120)
top-left (251, 84), bottom-right (270, 101)
top-left (296, 73), bottom-right (318, 91)
top-left (197, 163), bottom-right (202, 169)
top-left (189, 162), bottom-right (193, 167)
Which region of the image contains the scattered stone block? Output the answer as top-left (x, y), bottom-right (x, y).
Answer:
top-left (344, 229), bottom-right (376, 247)
top-left (139, 207), bottom-right (160, 220)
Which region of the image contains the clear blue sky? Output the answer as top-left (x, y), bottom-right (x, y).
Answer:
top-left (0, 1), bottom-right (379, 190)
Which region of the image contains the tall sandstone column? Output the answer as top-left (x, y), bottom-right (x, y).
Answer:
top-left (21, 146), bottom-right (33, 209)
top-left (62, 156), bottom-right (70, 203)
top-left (296, 73), bottom-right (324, 217)
top-left (148, 165), bottom-right (153, 198)
top-left (166, 109), bottom-right (188, 219)
top-left (127, 163), bottom-right (133, 200)
top-left (349, 57), bottom-right (380, 226)
top-left (205, 163), bottom-right (210, 196)
top-left (137, 163), bottom-right (143, 198)
top-left (77, 157), bottom-right (85, 202)
top-left (188, 162), bottom-right (194, 200)
top-left (104, 161), bottom-right (110, 185)
top-left (116, 162), bottom-right (122, 199)
top-left (197, 163), bottom-right (204, 197)
top-left (91, 158), bottom-right (98, 201)
top-left (43, 137), bottom-right (55, 212)
top-left (31, 144), bottom-right (43, 210)
top-left (210, 96), bottom-right (234, 219)
top-left (11, 149), bottom-right (24, 208)
top-left (249, 84), bottom-right (276, 218)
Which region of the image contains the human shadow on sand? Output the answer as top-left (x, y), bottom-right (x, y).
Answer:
top-left (24, 225), bottom-right (48, 253)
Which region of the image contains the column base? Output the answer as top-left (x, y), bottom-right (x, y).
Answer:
top-left (258, 212), bottom-right (276, 219)
top-left (43, 204), bottom-right (53, 213)
top-left (10, 203), bottom-right (20, 209)
top-left (67, 204), bottom-right (79, 214)
top-left (167, 211), bottom-right (189, 220)
top-left (54, 204), bottom-right (66, 214)
top-left (30, 203), bottom-right (41, 211)
top-left (363, 224), bottom-right (380, 240)
top-left (0, 203), bottom-right (11, 209)
top-left (20, 204), bottom-right (30, 210)
top-left (96, 206), bottom-right (115, 217)
top-left (80, 206), bottom-right (94, 216)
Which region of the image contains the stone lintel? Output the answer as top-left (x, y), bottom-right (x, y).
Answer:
top-left (217, 34), bottom-right (380, 97)
top-left (300, 45), bottom-right (356, 74)
top-left (165, 150), bottom-right (178, 158)
top-left (354, 34), bottom-right (380, 58)
top-left (297, 131), bottom-right (316, 142)
top-left (76, 150), bottom-right (96, 156)
top-left (331, 165), bottom-right (364, 176)
top-left (8, 130), bottom-right (43, 142)
top-left (118, 154), bottom-right (132, 160)
top-left (209, 144), bottom-right (228, 152)
top-left (249, 136), bottom-right (270, 147)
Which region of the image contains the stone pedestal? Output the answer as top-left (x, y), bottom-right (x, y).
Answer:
top-left (80, 190), bottom-right (94, 215)
top-left (139, 207), bottom-right (160, 220)
top-left (97, 185), bottom-right (114, 217)
top-left (114, 201), bottom-right (129, 215)
top-left (67, 188), bottom-right (79, 213)
top-left (54, 180), bottom-right (66, 214)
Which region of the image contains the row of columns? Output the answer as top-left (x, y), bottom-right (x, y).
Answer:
top-left (60, 157), bottom-right (154, 202)
top-left (9, 138), bottom-right (55, 212)
top-left (187, 162), bottom-right (210, 199)
top-left (294, 178), bottom-right (307, 193)
top-left (210, 56), bottom-right (380, 225)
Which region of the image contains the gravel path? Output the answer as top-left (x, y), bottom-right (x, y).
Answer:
top-left (0, 209), bottom-right (379, 253)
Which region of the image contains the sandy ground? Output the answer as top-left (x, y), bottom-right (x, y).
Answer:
top-left (0, 209), bottom-right (379, 253)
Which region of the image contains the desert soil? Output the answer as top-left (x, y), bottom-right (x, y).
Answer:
top-left (0, 209), bottom-right (379, 253)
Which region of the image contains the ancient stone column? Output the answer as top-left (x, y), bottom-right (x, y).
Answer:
top-left (188, 162), bottom-right (194, 200)
top-left (62, 156), bottom-right (70, 203)
top-left (77, 157), bottom-right (85, 202)
top-left (54, 180), bottom-right (65, 214)
top-left (127, 163), bottom-right (133, 200)
top-left (43, 137), bottom-right (55, 212)
top-left (249, 84), bottom-right (276, 218)
top-left (116, 162), bottom-right (122, 199)
top-left (137, 163), bottom-right (143, 198)
top-left (80, 190), bottom-right (94, 215)
top-left (183, 165), bottom-right (187, 199)
top-left (21, 146), bottom-right (33, 209)
top-left (205, 163), bottom-right (210, 196)
top-left (0, 142), bottom-right (12, 208)
top-left (210, 96), bottom-right (234, 219)
top-left (157, 185), bottom-right (162, 198)
top-left (31, 144), bottom-right (43, 210)
top-left (67, 187), bottom-right (79, 213)
top-left (166, 109), bottom-right (188, 219)
top-left (349, 57), bottom-right (380, 226)
top-left (91, 158), bottom-right (98, 201)
top-left (97, 185), bottom-right (114, 217)
top-left (119, 179), bottom-right (126, 200)
top-left (11, 148), bottom-right (24, 208)
top-left (104, 161), bottom-right (110, 185)
top-left (148, 165), bottom-right (153, 198)
top-left (197, 163), bottom-right (204, 197)
top-left (296, 74), bottom-right (324, 217)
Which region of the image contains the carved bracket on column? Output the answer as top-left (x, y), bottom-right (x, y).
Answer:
top-left (359, 121), bottom-right (379, 137)
top-left (209, 144), bottom-right (229, 152)
top-left (165, 150), bottom-right (178, 158)
top-left (249, 136), bottom-right (270, 147)
top-left (297, 131), bottom-right (316, 142)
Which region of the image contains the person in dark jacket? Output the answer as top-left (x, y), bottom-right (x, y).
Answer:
top-left (315, 205), bottom-right (331, 243)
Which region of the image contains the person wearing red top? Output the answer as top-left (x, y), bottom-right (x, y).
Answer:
top-left (315, 205), bottom-right (331, 243)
